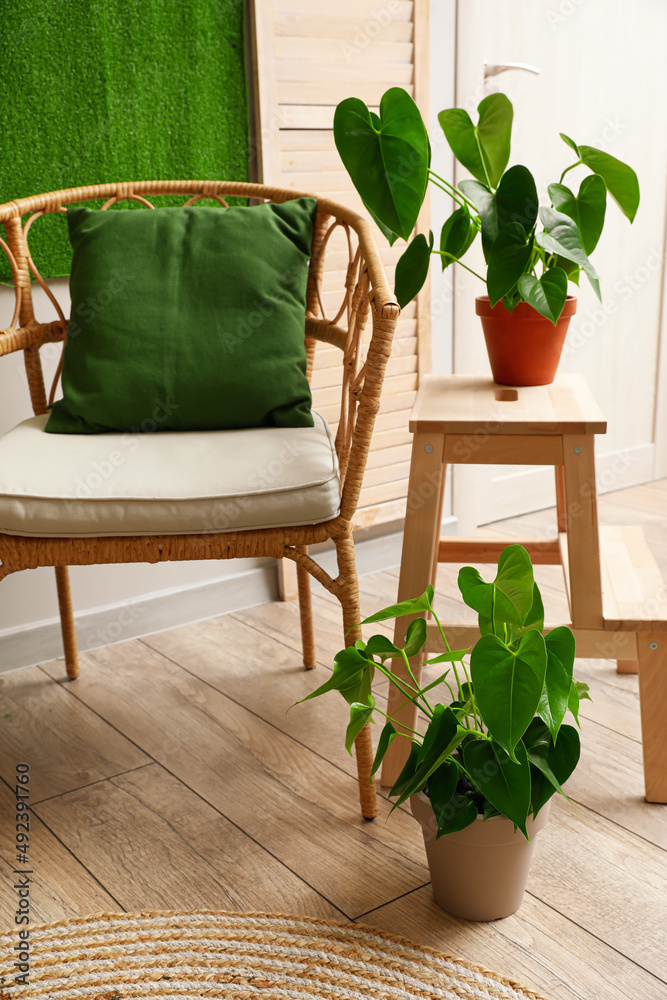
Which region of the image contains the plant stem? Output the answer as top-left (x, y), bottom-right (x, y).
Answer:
top-left (428, 170), bottom-right (478, 211)
top-left (374, 662), bottom-right (418, 698)
top-left (429, 605), bottom-right (466, 704)
top-left (374, 704), bottom-right (421, 737)
top-left (400, 648), bottom-right (434, 714)
top-left (428, 171), bottom-right (466, 208)
top-left (559, 159), bottom-right (582, 184)
top-left (374, 662), bottom-right (434, 719)
top-left (434, 251), bottom-right (485, 283)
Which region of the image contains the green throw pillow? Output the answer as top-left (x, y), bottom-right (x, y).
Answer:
top-left (46, 199), bottom-right (317, 433)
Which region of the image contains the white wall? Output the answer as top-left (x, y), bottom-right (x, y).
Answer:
top-left (452, 0), bottom-right (667, 527)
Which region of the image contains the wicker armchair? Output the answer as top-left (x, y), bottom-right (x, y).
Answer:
top-left (0, 180), bottom-right (400, 820)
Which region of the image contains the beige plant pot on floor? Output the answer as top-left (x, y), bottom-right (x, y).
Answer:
top-left (411, 792), bottom-right (551, 921)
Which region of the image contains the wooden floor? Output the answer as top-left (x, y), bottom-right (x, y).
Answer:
top-left (1, 479), bottom-right (666, 1000)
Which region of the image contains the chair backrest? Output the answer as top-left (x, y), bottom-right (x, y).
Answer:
top-left (0, 180), bottom-right (399, 528)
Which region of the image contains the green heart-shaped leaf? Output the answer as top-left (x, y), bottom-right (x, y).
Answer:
top-left (359, 586), bottom-right (433, 626)
top-left (537, 207), bottom-right (601, 300)
top-left (515, 582), bottom-right (545, 636)
top-left (334, 88), bottom-right (430, 241)
top-left (567, 678), bottom-right (591, 727)
top-left (439, 93), bottom-right (513, 188)
top-left (389, 742), bottom-right (420, 798)
top-left (461, 166), bottom-right (537, 263)
top-left (425, 648), bottom-right (471, 665)
top-left (548, 174), bottom-right (607, 254)
top-left (364, 634), bottom-right (400, 661)
top-left (577, 145), bottom-right (639, 222)
top-left (496, 164), bottom-right (539, 234)
top-left (345, 695), bottom-right (375, 753)
top-left (560, 133), bottom-right (580, 156)
top-left (463, 738), bottom-right (531, 837)
top-left (416, 704), bottom-right (457, 766)
top-left (425, 760), bottom-right (460, 837)
top-left (439, 206), bottom-right (476, 269)
top-left (390, 707), bottom-right (467, 809)
top-left (470, 631), bottom-right (547, 758)
top-left (403, 616), bottom-right (427, 658)
top-left (537, 627), bottom-right (575, 741)
top-left (394, 231), bottom-right (433, 308)
top-left (295, 644), bottom-right (372, 707)
top-left (486, 222), bottom-right (532, 306)
top-left (517, 267), bottom-right (568, 324)
top-left (459, 179), bottom-right (496, 261)
top-left (370, 721), bottom-right (397, 777)
top-left (458, 544), bottom-right (536, 631)
top-left (429, 770), bottom-right (478, 838)
top-left (524, 720), bottom-right (581, 816)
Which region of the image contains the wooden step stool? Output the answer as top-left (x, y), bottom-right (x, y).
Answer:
top-left (381, 374), bottom-right (667, 803)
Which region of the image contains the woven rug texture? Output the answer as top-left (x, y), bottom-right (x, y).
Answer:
top-left (0, 909), bottom-right (552, 999)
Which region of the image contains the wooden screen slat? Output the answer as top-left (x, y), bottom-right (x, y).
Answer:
top-left (275, 15), bottom-right (414, 43)
top-left (276, 37), bottom-right (413, 64)
top-left (250, 0), bottom-right (429, 530)
top-left (275, 0), bottom-right (414, 20)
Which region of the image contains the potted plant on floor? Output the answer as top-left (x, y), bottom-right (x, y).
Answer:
top-left (333, 88), bottom-right (640, 385)
top-left (296, 544), bottom-right (590, 921)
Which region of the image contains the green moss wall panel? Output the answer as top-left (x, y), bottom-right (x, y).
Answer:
top-left (0, 0), bottom-right (249, 279)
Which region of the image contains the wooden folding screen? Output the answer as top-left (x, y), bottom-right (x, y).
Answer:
top-left (249, 0), bottom-right (430, 534)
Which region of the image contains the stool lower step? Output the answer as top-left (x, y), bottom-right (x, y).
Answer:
top-left (599, 525), bottom-right (667, 631)
top-left (559, 525), bottom-right (667, 631)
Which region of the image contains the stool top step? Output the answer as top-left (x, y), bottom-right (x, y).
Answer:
top-left (409, 374), bottom-right (607, 435)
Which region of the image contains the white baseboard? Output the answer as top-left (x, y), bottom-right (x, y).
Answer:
top-left (0, 516), bottom-right (457, 675)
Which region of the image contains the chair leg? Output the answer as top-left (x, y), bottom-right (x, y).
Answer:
top-left (54, 566), bottom-right (79, 679)
top-left (296, 547), bottom-right (316, 670)
top-left (336, 532), bottom-right (378, 821)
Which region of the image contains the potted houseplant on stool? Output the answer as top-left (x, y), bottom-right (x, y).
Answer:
top-left (297, 545), bottom-right (590, 921)
top-left (333, 88), bottom-right (639, 385)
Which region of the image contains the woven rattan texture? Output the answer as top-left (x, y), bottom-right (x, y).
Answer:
top-left (0, 909), bottom-right (551, 1000)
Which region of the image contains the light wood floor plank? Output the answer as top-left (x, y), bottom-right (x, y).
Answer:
top-left (142, 612), bottom-right (388, 782)
top-left (34, 763), bottom-right (340, 919)
top-left (0, 779), bottom-right (118, 929)
top-left (0, 665), bottom-right (150, 802)
top-left (528, 794), bottom-right (667, 980)
top-left (42, 643), bottom-right (428, 918)
top-left (363, 886), bottom-right (667, 1000)
top-left (565, 715), bottom-right (667, 848)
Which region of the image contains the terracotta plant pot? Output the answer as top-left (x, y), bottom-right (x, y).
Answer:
top-left (476, 295), bottom-right (577, 387)
top-left (411, 792), bottom-right (550, 921)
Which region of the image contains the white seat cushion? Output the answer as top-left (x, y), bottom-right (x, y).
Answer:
top-left (0, 412), bottom-right (341, 537)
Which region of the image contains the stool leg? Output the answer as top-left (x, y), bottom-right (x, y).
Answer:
top-left (555, 465), bottom-right (568, 533)
top-left (562, 434), bottom-right (603, 629)
top-left (381, 431), bottom-right (446, 789)
top-left (617, 659), bottom-right (639, 674)
top-left (637, 632), bottom-right (667, 802)
top-left (55, 566), bottom-right (79, 680)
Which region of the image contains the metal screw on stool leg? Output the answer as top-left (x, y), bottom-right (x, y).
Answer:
top-left (425, 445), bottom-right (433, 453)
top-left (574, 446), bottom-right (582, 455)
top-left (650, 641), bottom-right (658, 650)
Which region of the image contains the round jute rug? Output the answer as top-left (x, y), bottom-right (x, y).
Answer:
top-left (0, 909), bottom-right (551, 1000)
